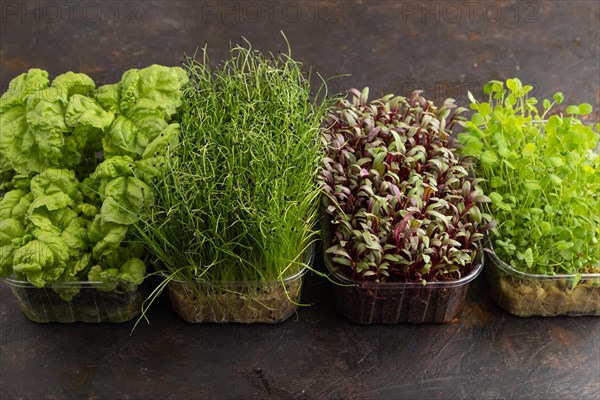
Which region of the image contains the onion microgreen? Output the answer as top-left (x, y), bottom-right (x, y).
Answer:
top-left (136, 36), bottom-right (336, 288)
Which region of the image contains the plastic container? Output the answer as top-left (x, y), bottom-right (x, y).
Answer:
top-left (485, 249), bottom-right (600, 317)
top-left (2, 278), bottom-right (148, 323)
top-left (165, 246), bottom-right (314, 323)
top-left (324, 251), bottom-right (484, 324)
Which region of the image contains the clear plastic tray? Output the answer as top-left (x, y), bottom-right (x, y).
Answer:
top-left (324, 250), bottom-right (483, 324)
top-left (485, 249), bottom-right (600, 317)
top-left (164, 246), bottom-right (314, 324)
top-left (2, 278), bottom-right (148, 323)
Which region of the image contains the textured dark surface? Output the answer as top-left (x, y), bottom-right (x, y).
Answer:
top-left (1, 1), bottom-right (600, 399)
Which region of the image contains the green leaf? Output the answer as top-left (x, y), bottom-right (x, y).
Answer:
top-left (94, 83), bottom-right (120, 113)
top-left (490, 177), bottom-right (504, 188)
top-left (467, 91), bottom-right (477, 104)
top-left (502, 159), bottom-right (516, 170)
top-left (30, 168), bottom-right (81, 203)
top-left (553, 92), bottom-right (564, 104)
top-left (548, 174), bottom-right (562, 185)
top-left (119, 258), bottom-right (146, 284)
top-left (484, 80), bottom-right (504, 95)
top-left (565, 105), bottom-right (580, 115)
top-left (479, 103), bottom-right (493, 117)
top-left (488, 192), bottom-right (503, 204)
top-left (0, 69), bottom-right (50, 113)
top-left (506, 78), bottom-right (522, 92)
top-left (529, 208), bottom-right (543, 215)
top-left (480, 150), bottom-right (498, 165)
top-left (540, 221), bottom-right (552, 234)
top-left (505, 95), bottom-right (516, 108)
top-left (1, 100), bottom-right (65, 174)
top-left (460, 137), bottom-right (483, 157)
top-left (65, 94), bottom-right (115, 130)
top-left (497, 203), bottom-right (512, 212)
top-left (556, 241), bottom-right (574, 252)
top-left (51, 71), bottom-right (95, 97)
top-left (0, 69), bottom-right (111, 175)
top-left (116, 65), bottom-right (188, 118)
top-left (521, 143), bottom-right (536, 157)
top-left (101, 177), bottom-right (154, 225)
top-left (136, 65), bottom-right (188, 117)
top-left (542, 99), bottom-right (551, 109)
top-left (0, 218), bottom-right (24, 246)
top-left (471, 113), bottom-right (485, 126)
top-left (360, 87), bottom-right (369, 105)
top-left (469, 206), bottom-right (482, 223)
top-left (372, 150), bottom-right (387, 174)
top-left (87, 215), bottom-right (128, 259)
top-left (578, 103), bottom-right (593, 115)
top-left (523, 180), bottom-right (541, 192)
top-left (88, 265), bottom-right (118, 291)
top-left (546, 156), bottom-right (564, 168)
top-left (13, 231), bottom-right (70, 287)
top-left (0, 190), bottom-right (32, 221)
top-left (103, 111), bottom-right (166, 158)
top-left (29, 192), bottom-right (74, 213)
top-left (523, 248), bottom-right (533, 268)
top-left (383, 254), bottom-right (401, 263)
top-left (426, 210), bottom-right (450, 225)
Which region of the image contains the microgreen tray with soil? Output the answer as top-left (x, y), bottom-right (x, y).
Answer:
top-left (485, 250), bottom-right (599, 317)
top-left (320, 88), bottom-right (493, 324)
top-left (136, 36), bottom-right (336, 323)
top-left (166, 268), bottom-right (307, 323)
top-left (0, 65), bottom-right (187, 322)
top-left (459, 78), bottom-right (599, 316)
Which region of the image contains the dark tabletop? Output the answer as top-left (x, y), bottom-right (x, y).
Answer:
top-left (1, 1), bottom-right (599, 399)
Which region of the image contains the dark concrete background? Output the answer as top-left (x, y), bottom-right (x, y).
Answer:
top-left (1, 0), bottom-right (599, 112)
top-left (1, 1), bottom-right (599, 399)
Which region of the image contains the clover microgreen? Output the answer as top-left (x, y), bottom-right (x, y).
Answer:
top-left (459, 78), bottom-right (599, 275)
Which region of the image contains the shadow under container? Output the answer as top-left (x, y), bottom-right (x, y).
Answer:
top-left (485, 250), bottom-right (600, 317)
top-left (324, 252), bottom-right (484, 324)
top-left (2, 278), bottom-right (148, 323)
top-left (165, 248), bottom-right (313, 324)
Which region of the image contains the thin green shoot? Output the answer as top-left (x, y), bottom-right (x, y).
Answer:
top-left (135, 35), bottom-right (337, 294)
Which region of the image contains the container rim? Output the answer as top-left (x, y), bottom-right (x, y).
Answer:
top-left (324, 248), bottom-right (484, 289)
top-left (485, 246), bottom-right (600, 281)
top-left (158, 243), bottom-right (315, 286)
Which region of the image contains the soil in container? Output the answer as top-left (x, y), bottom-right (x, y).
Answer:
top-left (332, 283), bottom-right (469, 324)
top-left (167, 273), bottom-right (305, 323)
top-left (326, 252), bottom-right (483, 324)
top-left (486, 252), bottom-right (600, 317)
